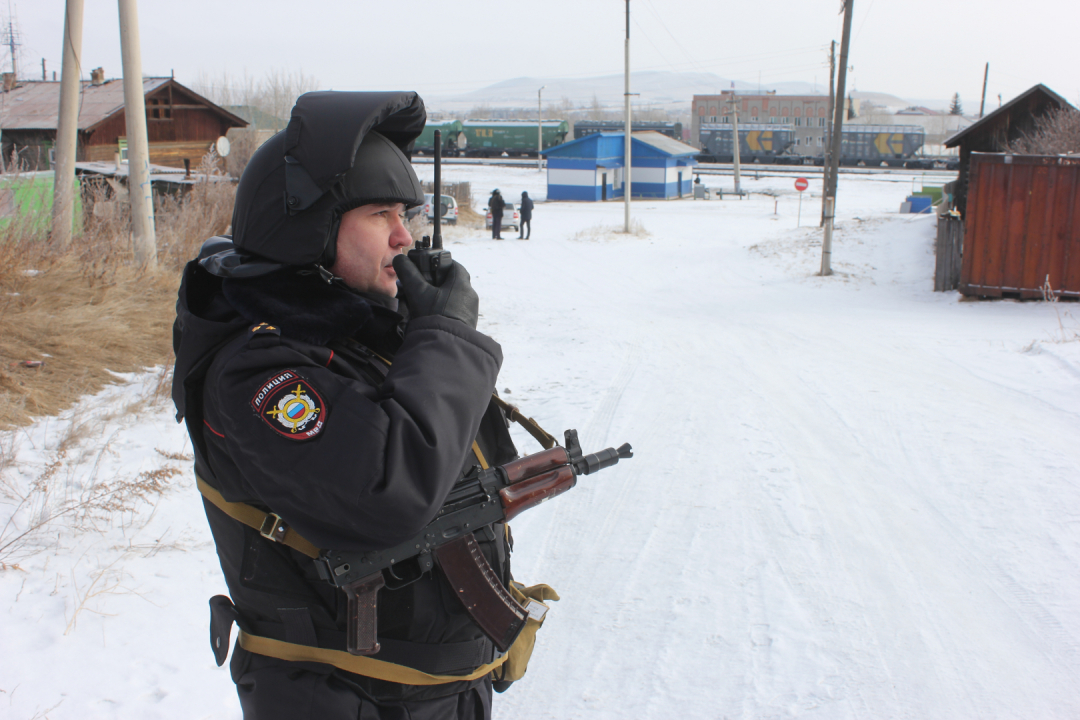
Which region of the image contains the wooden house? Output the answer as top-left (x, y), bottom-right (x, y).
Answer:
top-left (0, 75), bottom-right (247, 171)
top-left (944, 84), bottom-right (1070, 216)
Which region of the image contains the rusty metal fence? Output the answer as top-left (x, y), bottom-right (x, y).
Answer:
top-left (961, 153), bottom-right (1080, 298)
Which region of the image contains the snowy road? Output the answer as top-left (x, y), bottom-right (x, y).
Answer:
top-left (3, 169), bottom-right (1079, 719)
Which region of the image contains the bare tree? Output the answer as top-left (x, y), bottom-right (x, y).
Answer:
top-left (1007, 108), bottom-right (1080, 155)
top-left (193, 68), bottom-right (319, 128)
top-left (193, 68), bottom-right (321, 176)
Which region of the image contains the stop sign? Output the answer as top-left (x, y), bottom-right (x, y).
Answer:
top-left (795, 177), bottom-right (809, 192)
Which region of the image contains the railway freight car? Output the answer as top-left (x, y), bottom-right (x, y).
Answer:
top-left (697, 123), bottom-right (795, 163)
top-left (413, 120), bottom-right (465, 156)
top-left (697, 122), bottom-right (927, 167)
top-left (574, 120), bottom-right (683, 140)
top-left (461, 120), bottom-right (569, 157)
top-left (836, 125), bottom-right (925, 167)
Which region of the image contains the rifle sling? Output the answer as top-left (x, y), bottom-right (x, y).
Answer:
top-left (491, 395), bottom-right (557, 450)
top-left (196, 475), bottom-right (321, 559)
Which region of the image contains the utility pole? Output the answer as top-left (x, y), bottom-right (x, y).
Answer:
top-left (4, 16), bottom-right (19, 78)
top-left (821, 0), bottom-right (853, 277)
top-left (728, 93), bottom-right (741, 196)
top-left (537, 85), bottom-right (545, 171)
top-left (623, 0), bottom-right (632, 232)
top-left (118, 0), bottom-right (156, 266)
top-left (979, 62), bottom-right (989, 118)
top-left (51, 0), bottom-right (83, 248)
top-left (821, 40), bottom-right (835, 227)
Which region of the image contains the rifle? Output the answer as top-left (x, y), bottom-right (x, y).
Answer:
top-left (315, 429), bottom-right (632, 656)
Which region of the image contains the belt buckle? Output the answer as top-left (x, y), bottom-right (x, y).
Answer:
top-left (259, 513), bottom-right (287, 542)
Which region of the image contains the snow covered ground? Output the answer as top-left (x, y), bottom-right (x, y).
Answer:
top-left (3, 166), bottom-right (1079, 719)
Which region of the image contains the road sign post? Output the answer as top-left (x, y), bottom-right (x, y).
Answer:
top-left (795, 177), bottom-right (808, 227)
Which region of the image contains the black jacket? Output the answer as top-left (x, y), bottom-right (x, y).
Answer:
top-left (488, 193), bottom-right (505, 219)
top-left (173, 257), bottom-right (518, 702)
top-left (519, 196), bottom-right (533, 220)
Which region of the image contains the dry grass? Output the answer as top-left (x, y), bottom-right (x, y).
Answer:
top-left (0, 163), bottom-right (235, 430)
top-left (457, 204), bottom-right (484, 227)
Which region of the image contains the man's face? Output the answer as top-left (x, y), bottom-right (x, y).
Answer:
top-left (330, 203), bottom-right (412, 297)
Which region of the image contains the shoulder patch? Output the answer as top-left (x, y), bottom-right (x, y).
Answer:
top-left (251, 370), bottom-right (326, 440)
top-left (248, 322), bottom-right (281, 338)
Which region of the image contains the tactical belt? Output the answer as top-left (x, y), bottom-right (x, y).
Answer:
top-left (237, 631), bottom-right (505, 686)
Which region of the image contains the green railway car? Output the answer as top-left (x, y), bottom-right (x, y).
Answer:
top-left (413, 120), bottom-right (465, 156)
top-left (461, 120), bottom-right (569, 157)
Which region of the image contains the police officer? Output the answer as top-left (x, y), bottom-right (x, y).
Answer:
top-left (488, 189), bottom-right (505, 240)
top-left (172, 91), bottom-right (520, 719)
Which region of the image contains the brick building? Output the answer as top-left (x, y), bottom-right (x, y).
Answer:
top-left (691, 92), bottom-right (859, 156)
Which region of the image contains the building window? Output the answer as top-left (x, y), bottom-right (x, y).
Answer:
top-left (769, 116), bottom-right (776, 124)
top-left (722, 116), bottom-right (730, 124)
top-left (819, 117), bottom-right (826, 127)
top-left (794, 117), bottom-right (802, 127)
top-left (710, 116), bottom-right (717, 123)
top-left (818, 136), bottom-right (824, 146)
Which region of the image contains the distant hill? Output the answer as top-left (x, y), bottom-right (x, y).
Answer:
top-left (427, 71), bottom-right (827, 112)
top-left (425, 71), bottom-right (953, 118)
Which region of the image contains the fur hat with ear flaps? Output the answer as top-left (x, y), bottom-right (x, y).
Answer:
top-left (227, 91), bottom-right (426, 270)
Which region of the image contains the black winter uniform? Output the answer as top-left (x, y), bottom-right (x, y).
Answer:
top-left (171, 91), bottom-right (520, 719)
top-left (174, 259), bottom-right (519, 716)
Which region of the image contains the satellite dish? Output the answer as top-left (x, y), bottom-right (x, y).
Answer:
top-left (215, 136), bottom-right (231, 157)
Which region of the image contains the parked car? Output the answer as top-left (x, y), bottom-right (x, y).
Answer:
top-left (485, 202), bottom-right (519, 232)
top-left (416, 193), bottom-right (458, 225)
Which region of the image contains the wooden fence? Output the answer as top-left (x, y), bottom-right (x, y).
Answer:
top-left (934, 215), bottom-right (963, 292)
top-left (422, 181), bottom-right (472, 210)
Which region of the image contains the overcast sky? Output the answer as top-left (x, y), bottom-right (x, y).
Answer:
top-left (11, 0), bottom-right (1080, 110)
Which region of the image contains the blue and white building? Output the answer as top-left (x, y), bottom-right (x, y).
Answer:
top-left (544, 131), bottom-right (699, 201)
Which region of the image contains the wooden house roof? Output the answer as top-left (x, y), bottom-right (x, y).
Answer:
top-left (945, 84), bottom-right (1072, 149)
top-left (0, 77), bottom-right (248, 132)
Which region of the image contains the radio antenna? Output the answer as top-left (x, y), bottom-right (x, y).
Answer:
top-left (432, 129), bottom-right (442, 250)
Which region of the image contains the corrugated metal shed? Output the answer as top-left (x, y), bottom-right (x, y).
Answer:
top-left (960, 152), bottom-right (1080, 298)
top-left (544, 132), bottom-right (697, 201)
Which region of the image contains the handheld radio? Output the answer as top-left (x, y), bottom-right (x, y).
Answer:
top-left (407, 129), bottom-right (452, 286)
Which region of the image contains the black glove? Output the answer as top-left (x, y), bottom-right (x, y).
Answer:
top-left (393, 254), bottom-right (479, 329)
